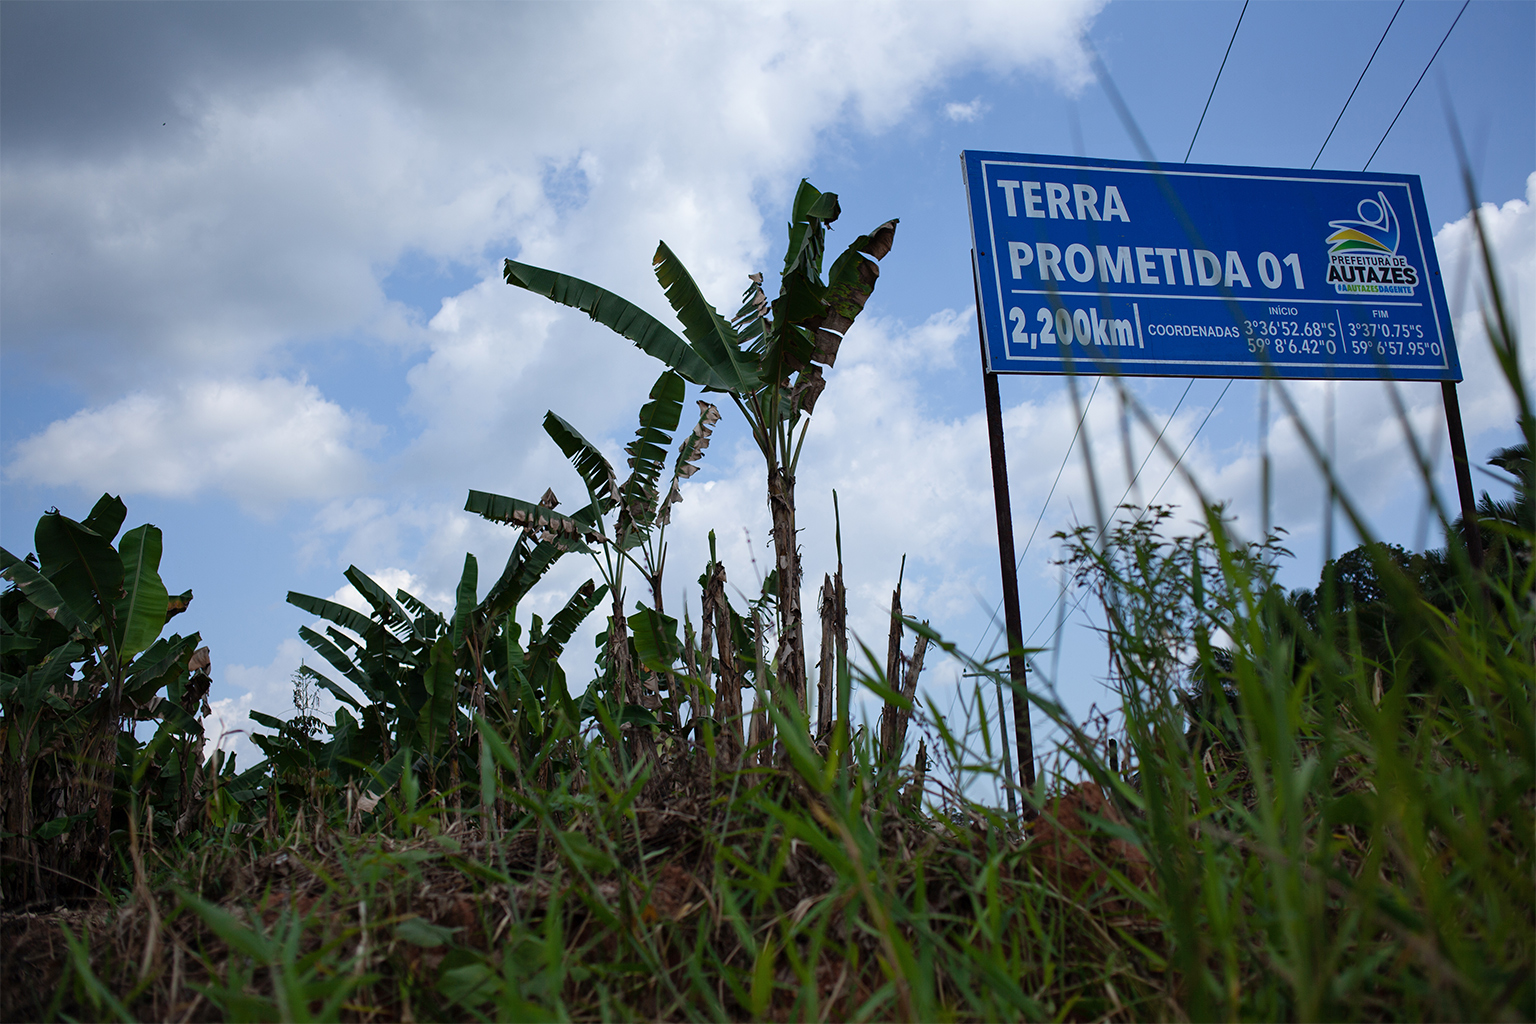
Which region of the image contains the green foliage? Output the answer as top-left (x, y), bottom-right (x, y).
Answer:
top-left (276, 536), bottom-right (608, 806)
top-left (1454, 439), bottom-right (1534, 584)
top-left (1, 496), bottom-right (210, 903)
top-left (1011, 492), bottom-right (1535, 1021)
top-left (11, 482), bottom-right (1531, 1022)
top-left (465, 367), bottom-right (734, 771)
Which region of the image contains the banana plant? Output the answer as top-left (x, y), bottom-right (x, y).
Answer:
top-left (284, 525), bottom-right (605, 808)
top-left (449, 539), bottom-right (606, 800)
top-left (466, 368), bottom-right (723, 770)
top-left (504, 180), bottom-right (896, 731)
top-left (1, 495), bottom-right (206, 900)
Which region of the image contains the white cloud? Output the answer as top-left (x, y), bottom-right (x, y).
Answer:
top-left (6, 376), bottom-right (378, 514)
top-left (1431, 172), bottom-right (1535, 438)
top-left (2, 0), bottom-right (1110, 561)
top-left (2, 2), bottom-right (1104, 395)
top-left (944, 98), bottom-right (988, 123)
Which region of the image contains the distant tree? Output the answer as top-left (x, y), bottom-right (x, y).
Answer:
top-left (1452, 441), bottom-right (1534, 584)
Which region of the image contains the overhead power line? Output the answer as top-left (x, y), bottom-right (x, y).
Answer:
top-left (968, 378), bottom-right (1101, 666)
top-left (1016, 379), bottom-right (1102, 571)
top-left (1312, 0), bottom-right (1404, 169)
top-left (1144, 379), bottom-right (1234, 508)
top-left (984, 375), bottom-right (1187, 660)
top-left (1119, 380), bottom-right (1194, 510)
top-left (1024, 378), bottom-right (1217, 650)
top-left (1364, 0), bottom-right (1471, 170)
top-left (1185, 0), bottom-right (1249, 163)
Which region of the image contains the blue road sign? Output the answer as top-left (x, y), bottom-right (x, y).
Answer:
top-left (963, 151), bottom-right (1461, 381)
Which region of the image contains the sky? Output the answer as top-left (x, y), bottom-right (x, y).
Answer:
top-left (3, 0), bottom-right (1532, 781)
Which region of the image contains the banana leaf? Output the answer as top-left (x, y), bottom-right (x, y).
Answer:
top-left (492, 612), bottom-right (527, 688)
top-left (754, 185), bottom-right (859, 388)
top-left (417, 637), bottom-right (457, 757)
top-left (773, 181), bottom-right (840, 347)
top-left (344, 567), bottom-right (416, 639)
top-left (452, 553), bottom-right (478, 649)
top-left (321, 707), bottom-right (362, 779)
top-left (731, 275), bottom-right (771, 351)
top-left (8, 641), bottom-right (81, 712)
top-left (35, 510), bottom-right (123, 637)
top-left (617, 371), bottom-right (685, 541)
top-left (363, 747), bottom-right (409, 798)
top-left (143, 703), bottom-right (202, 749)
top-left (776, 260), bottom-right (828, 332)
top-left (298, 625), bottom-right (372, 694)
top-left (285, 591), bottom-right (373, 636)
top-left (115, 524), bottom-right (169, 662)
top-left (249, 709), bottom-right (287, 732)
top-left (124, 632), bottom-right (202, 705)
top-left (544, 412), bottom-right (619, 511)
top-left (395, 588), bottom-right (447, 637)
top-left (504, 258), bottom-right (727, 389)
top-left (80, 493), bottom-right (127, 545)
top-left (0, 630), bottom-right (39, 657)
top-left (364, 664), bottom-right (411, 721)
top-left (519, 674), bottom-right (544, 740)
top-left (480, 534), bottom-right (564, 620)
top-left (0, 548), bottom-right (86, 633)
top-left (781, 180), bottom-right (840, 281)
top-left (811, 219), bottom-right (899, 367)
top-left (628, 605), bottom-right (682, 675)
top-left (124, 632), bottom-right (198, 685)
top-left (528, 580), bottom-right (605, 664)
top-left (325, 625), bottom-right (360, 653)
top-left (659, 399), bottom-right (721, 524)
top-left (788, 363), bottom-right (827, 416)
top-left (619, 704), bottom-right (660, 727)
top-left (651, 243), bottom-right (761, 393)
top-left (759, 316), bottom-right (818, 390)
top-left (464, 491), bottom-right (598, 552)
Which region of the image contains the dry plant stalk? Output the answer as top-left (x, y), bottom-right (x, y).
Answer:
top-left (701, 561), bottom-right (743, 767)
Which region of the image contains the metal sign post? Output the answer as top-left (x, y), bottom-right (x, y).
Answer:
top-left (963, 151), bottom-right (1477, 800)
top-left (975, 263), bottom-right (1036, 807)
top-left (1441, 381), bottom-right (1486, 568)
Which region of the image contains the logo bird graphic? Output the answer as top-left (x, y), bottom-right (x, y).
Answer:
top-left (1326, 192), bottom-right (1399, 255)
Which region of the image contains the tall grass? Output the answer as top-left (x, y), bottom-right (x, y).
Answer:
top-left (9, 474), bottom-right (1528, 1021)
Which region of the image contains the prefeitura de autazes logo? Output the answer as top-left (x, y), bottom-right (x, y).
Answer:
top-left (1325, 192), bottom-right (1419, 296)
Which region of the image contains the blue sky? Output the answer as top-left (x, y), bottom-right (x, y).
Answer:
top-left (3, 0), bottom-right (1531, 774)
